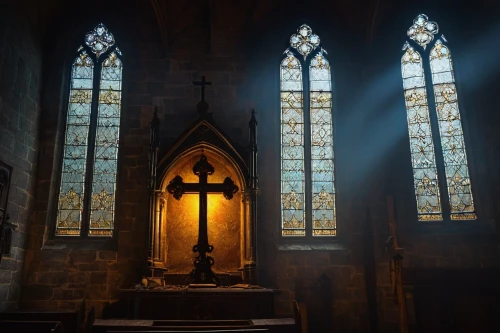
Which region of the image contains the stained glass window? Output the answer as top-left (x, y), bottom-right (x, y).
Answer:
top-left (281, 52), bottom-right (305, 236)
top-left (56, 23), bottom-right (122, 236)
top-left (401, 44), bottom-right (442, 221)
top-left (401, 14), bottom-right (475, 221)
top-left (281, 24), bottom-right (336, 237)
top-left (309, 51), bottom-right (336, 235)
top-left (429, 40), bottom-right (476, 220)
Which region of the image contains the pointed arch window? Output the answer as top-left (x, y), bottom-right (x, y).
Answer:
top-left (281, 24), bottom-right (336, 237)
top-left (56, 23), bottom-right (123, 236)
top-left (402, 14), bottom-right (475, 221)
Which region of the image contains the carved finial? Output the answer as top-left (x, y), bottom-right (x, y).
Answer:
top-left (193, 154), bottom-right (215, 176)
top-left (150, 106), bottom-right (160, 150)
top-left (249, 109), bottom-right (257, 127)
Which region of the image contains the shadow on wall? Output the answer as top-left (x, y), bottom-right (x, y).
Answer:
top-left (295, 273), bottom-right (333, 333)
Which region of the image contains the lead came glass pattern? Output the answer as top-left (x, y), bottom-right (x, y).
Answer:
top-left (56, 51), bottom-right (94, 235)
top-left (429, 40), bottom-right (476, 220)
top-left (401, 44), bottom-right (443, 221)
top-left (281, 52), bottom-right (306, 236)
top-left (90, 52), bottom-right (123, 236)
top-left (309, 52), bottom-right (336, 235)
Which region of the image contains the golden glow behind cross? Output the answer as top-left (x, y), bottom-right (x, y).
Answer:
top-left (165, 153), bottom-right (240, 272)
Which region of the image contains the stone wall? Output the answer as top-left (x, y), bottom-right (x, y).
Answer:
top-left (273, 251), bottom-right (369, 332)
top-left (0, 3), bottom-right (43, 310)
top-left (22, 249), bottom-right (119, 314)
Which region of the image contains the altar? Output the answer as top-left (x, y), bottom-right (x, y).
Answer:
top-left (119, 287), bottom-right (275, 320)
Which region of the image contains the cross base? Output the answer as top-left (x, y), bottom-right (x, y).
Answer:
top-left (186, 254), bottom-right (220, 285)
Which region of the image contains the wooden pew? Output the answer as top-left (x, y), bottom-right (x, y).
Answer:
top-left (0, 303), bottom-right (84, 333)
top-left (291, 301), bottom-right (302, 333)
top-left (92, 319), bottom-right (295, 333)
top-left (0, 320), bottom-right (62, 333)
top-left (107, 330), bottom-right (269, 333)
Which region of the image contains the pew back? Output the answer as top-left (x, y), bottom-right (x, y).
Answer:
top-left (108, 327), bottom-right (269, 333)
top-left (0, 306), bottom-right (83, 333)
top-left (0, 320), bottom-right (62, 333)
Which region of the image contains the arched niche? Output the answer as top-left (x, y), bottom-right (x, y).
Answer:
top-left (157, 144), bottom-right (246, 274)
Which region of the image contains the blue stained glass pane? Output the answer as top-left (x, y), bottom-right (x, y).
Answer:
top-left (56, 52), bottom-right (94, 236)
top-left (89, 52), bottom-right (122, 236)
top-left (281, 52), bottom-right (305, 236)
top-left (401, 45), bottom-right (443, 221)
top-left (429, 41), bottom-right (476, 220)
top-left (309, 52), bottom-right (336, 236)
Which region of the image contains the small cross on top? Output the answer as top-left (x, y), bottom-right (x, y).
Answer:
top-left (193, 76), bottom-right (212, 103)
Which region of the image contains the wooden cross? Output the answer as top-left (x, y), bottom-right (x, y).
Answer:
top-left (193, 76), bottom-right (212, 103)
top-left (167, 154), bottom-right (238, 285)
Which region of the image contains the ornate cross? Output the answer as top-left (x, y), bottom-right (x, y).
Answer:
top-left (167, 154), bottom-right (238, 285)
top-left (193, 76), bottom-right (212, 103)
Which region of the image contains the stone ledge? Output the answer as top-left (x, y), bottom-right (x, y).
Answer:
top-left (276, 243), bottom-right (347, 251)
top-left (41, 238), bottom-right (115, 251)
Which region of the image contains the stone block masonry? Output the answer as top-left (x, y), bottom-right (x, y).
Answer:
top-left (0, 5), bottom-right (43, 311)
